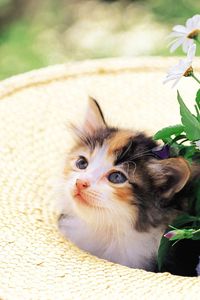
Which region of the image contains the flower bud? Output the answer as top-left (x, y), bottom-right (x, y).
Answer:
top-left (164, 230), bottom-right (177, 239)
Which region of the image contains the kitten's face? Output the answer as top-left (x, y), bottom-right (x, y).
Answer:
top-left (61, 98), bottom-right (190, 231)
top-left (65, 130), bottom-right (138, 216)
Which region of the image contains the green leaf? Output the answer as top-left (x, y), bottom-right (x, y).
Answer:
top-left (177, 91), bottom-right (200, 141)
top-left (192, 230), bottom-right (200, 240)
top-left (182, 145), bottom-right (197, 162)
top-left (154, 124), bottom-right (184, 141)
top-left (172, 213), bottom-right (199, 227)
top-left (157, 235), bottom-right (171, 271)
top-left (157, 214), bottom-right (200, 270)
top-left (195, 105), bottom-right (200, 121)
top-left (195, 89), bottom-right (200, 110)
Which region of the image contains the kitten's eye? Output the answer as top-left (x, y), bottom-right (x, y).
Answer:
top-left (76, 156), bottom-right (88, 170)
top-left (108, 171), bottom-right (127, 184)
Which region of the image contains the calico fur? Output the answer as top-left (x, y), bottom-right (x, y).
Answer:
top-left (57, 97), bottom-right (192, 271)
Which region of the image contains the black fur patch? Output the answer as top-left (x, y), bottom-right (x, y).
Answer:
top-left (114, 133), bottom-right (157, 165)
top-left (112, 133), bottom-right (184, 231)
top-left (79, 128), bottom-right (196, 232)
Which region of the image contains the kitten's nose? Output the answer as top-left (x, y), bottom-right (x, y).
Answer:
top-left (76, 179), bottom-right (90, 190)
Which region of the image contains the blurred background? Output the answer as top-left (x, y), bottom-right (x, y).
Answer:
top-left (0, 0), bottom-right (199, 80)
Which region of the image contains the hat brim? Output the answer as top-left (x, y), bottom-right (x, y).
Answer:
top-left (0, 57), bottom-right (199, 299)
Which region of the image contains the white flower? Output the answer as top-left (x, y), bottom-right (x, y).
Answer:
top-left (195, 140), bottom-right (200, 150)
top-left (169, 14), bottom-right (200, 53)
top-left (163, 44), bottom-right (196, 88)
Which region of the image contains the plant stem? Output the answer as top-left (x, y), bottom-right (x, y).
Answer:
top-left (191, 73), bottom-right (200, 84)
top-left (195, 104), bottom-right (200, 120)
top-left (195, 38), bottom-right (200, 45)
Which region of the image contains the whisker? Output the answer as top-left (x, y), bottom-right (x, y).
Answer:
top-left (124, 161), bottom-right (137, 178)
top-left (118, 140), bottom-right (133, 160)
top-left (88, 191), bottom-right (101, 197)
top-left (127, 152), bottom-right (154, 161)
top-left (118, 147), bottom-right (153, 163)
top-left (130, 148), bottom-right (153, 158)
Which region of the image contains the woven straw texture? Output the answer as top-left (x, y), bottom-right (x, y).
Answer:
top-left (0, 57), bottom-right (200, 300)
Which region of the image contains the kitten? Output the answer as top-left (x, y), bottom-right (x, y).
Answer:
top-left (57, 97), bottom-right (191, 271)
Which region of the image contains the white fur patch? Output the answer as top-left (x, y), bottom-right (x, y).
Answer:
top-left (55, 145), bottom-right (163, 270)
top-left (58, 212), bottom-right (162, 270)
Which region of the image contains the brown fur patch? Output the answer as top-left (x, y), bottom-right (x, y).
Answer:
top-left (114, 185), bottom-right (135, 204)
top-left (148, 157), bottom-right (191, 198)
top-left (69, 143), bottom-right (86, 154)
top-left (114, 185), bottom-right (138, 221)
top-left (128, 172), bottom-right (143, 187)
top-left (108, 130), bottom-right (133, 155)
top-left (64, 144), bottom-right (90, 176)
top-left (63, 164), bottom-right (72, 177)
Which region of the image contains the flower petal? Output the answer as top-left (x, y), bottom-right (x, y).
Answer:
top-left (164, 231), bottom-right (176, 239)
top-left (172, 25), bottom-right (186, 33)
top-left (168, 32), bottom-right (185, 39)
top-left (191, 15), bottom-right (200, 28)
top-left (187, 43), bottom-right (196, 61)
top-left (163, 75), bottom-right (179, 84)
top-left (170, 37), bottom-right (185, 53)
top-left (182, 38), bottom-right (193, 53)
top-left (186, 15), bottom-right (200, 31)
top-left (195, 140), bottom-right (200, 150)
top-left (172, 76), bottom-right (182, 88)
top-left (163, 57), bottom-right (191, 88)
top-left (186, 16), bottom-right (194, 30)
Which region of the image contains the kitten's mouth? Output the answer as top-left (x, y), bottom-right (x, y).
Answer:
top-left (74, 191), bottom-right (94, 207)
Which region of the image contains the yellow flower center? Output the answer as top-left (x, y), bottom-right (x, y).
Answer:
top-left (187, 29), bottom-right (200, 39)
top-left (184, 66), bottom-right (193, 77)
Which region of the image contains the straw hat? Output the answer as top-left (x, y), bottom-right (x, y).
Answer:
top-left (0, 57), bottom-right (199, 300)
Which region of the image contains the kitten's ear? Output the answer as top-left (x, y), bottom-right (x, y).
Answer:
top-left (70, 97), bottom-right (107, 140)
top-left (149, 158), bottom-right (191, 199)
top-left (82, 97), bottom-right (107, 135)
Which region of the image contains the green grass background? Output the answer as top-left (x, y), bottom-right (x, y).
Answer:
top-left (0, 0), bottom-right (200, 80)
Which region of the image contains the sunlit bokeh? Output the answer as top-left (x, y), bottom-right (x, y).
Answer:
top-left (0, 0), bottom-right (199, 80)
